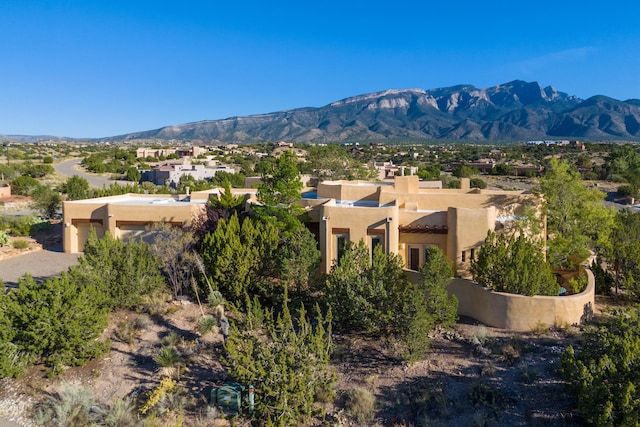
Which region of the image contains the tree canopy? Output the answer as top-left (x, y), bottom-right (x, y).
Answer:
top-left (471, 231), bottom-right (559, 296)
top-left (536, 157), bottom-right (614, 268)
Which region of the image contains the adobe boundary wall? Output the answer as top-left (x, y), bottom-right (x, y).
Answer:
top-left (405, 267), bottom-right (595, 331)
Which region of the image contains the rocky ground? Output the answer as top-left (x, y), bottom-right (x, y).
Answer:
top-left (0, 297), bottom-right (600, 426)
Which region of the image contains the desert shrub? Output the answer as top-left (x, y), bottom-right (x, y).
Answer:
top-left (32, 382), bottom-right (100, 427)
top-left (140, 377), bottom-right (177, 415)
top-left (33, 382), bottom-right (141, 427)
top-left (197, 315), bottom-right (217, 336)
top-left (162, 331), bottom-right (181, 347)
top-left (617, 184), bottom-right (636, 197)
top-left (470, 177), bottom-right (487, 189)
top-left (222, 301), bottom-right (334, 425)
top-left (154, 346), bottom-right (182, 378)
top-left (72, 228), bottom-right (167, 310)
top-left (115, 321), bottom-right (137, 346)
top-left (0, 230), bottom-right (9, 247)
top-left (561, 307), bottom-right (640, 426)
top-left (518, 362), bottom-right (541, 384)
top-left (567, 272), bottom-right (588, 294)
top-left (11, 239), bottom-right (29, 249)
top-left (344, 387), bottom-right (376, 424)
top-left (468, 383), bottom-right (508, 418)
top-left (0, 215), bottom-right (36, 236)
top-left (4, 274), bottom-right (109, 373)
top-left (134, 314), bottom-right (151, 330)
top-left (500, 343), bottom-right (521, 365)
top-left (103, 397), bottom-right (141, 427)
top-left (324, 242), bottom-right (456, 361)
top-left (591, 258), bottom-right (613, 296)
top-left (9, 175), bottom-right (39, 196)
top-left (399, 380), bottom-right (449, 424)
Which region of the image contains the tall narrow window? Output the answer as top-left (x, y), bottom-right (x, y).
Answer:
top-left (332, 228), bottom-right (350, 264)
top-left (367, 229), bottom-right (385, 259)
top-left (461, 250), bottom-right (466, 262)
top-left (337, 234), bottom-right (348, 261)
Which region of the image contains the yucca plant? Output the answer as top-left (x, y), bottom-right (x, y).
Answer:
top-left (197, 315), bottom-right (217, 336)
top-left (154, 346), bottom-right (182, 378)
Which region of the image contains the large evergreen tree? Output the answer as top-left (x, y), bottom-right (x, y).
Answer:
top-left (257, 150), bottom-right (303, 215)
top-left (611, 209), bottom-right (640, 298)
top-left (536, 157), bottom-right (614, 268)
top-left (200, 214), bottom-right (279, 305)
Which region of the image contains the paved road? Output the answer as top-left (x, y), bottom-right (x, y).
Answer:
top-left (54, 158), bottom-right (129, 189)
top-left (0, 244), bottom-right (81, 287)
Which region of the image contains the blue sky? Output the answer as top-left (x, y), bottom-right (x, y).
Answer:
top-left (2, 0), bottom-right (640, 138)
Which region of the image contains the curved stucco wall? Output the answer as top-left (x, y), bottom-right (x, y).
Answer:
top-left (405, 267), bottom-right (595, 331)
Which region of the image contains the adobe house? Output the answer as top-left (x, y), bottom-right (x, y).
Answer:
top-left (300, 175), bottom-right (542, 274)
top-left (63, 176), bottom-right (541, 276)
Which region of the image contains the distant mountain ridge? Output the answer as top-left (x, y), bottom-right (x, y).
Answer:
top-left (6, 80), bottom-right (640, 143)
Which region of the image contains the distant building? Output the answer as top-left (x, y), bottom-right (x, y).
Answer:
top-left (0, 182), bottom-right (10, 199)
top-left (140, 164), bottom-right (235, 187)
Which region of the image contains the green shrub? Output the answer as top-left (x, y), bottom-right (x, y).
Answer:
top-left (468, 382), bottom-right (507, 418)
top-left (154, 346), bottom-right (182, 378)
top-left (561, 307), bottom-right (640, 425)
top-left (222, 302), bottom-right (334, 425)
top-left (0, 230), bottom-right (9, 247)
top-left (0, 342), bottom-right (33, 378)
top-left (4, 274), bottom-right (109, 373)
top-left (470, 177), bottom-right (487, 189)
top-left (11, 239), bottom-right (29, 250)
top-left (72, 229), bottom-right (167, 310)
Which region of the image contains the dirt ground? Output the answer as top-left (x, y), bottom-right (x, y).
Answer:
top-left (0, 293), bottom-right (609, 426)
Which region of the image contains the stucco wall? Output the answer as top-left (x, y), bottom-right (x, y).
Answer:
top-left (405, 267), bottom-right (595, 331)
top-left (0, 184), bottom-right (10, 199)
top-left (447, 269), bottom-right (595, 331)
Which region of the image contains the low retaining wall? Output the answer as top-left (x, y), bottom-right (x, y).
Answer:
top-left (405, 268), bottom-right (595, 331)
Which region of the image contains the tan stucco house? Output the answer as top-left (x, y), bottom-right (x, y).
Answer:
top-left (63, 176), bottom-right (540, 275)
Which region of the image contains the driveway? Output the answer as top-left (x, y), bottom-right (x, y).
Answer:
top-left (54, 158), bottom-right (129, 189)
top-left (0, 244), bottom-right (81, 287)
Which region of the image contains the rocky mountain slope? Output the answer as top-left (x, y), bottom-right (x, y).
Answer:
top-left (7, 80), bottom-right (640, 143)
top-left (110, 80), bottom-right (640, 143)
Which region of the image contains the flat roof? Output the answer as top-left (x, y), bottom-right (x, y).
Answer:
top-left (68, 194), bottom-right (205, 206)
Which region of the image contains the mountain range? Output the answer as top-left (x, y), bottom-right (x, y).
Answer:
top-left (5, 80), bottom-right (640, 143)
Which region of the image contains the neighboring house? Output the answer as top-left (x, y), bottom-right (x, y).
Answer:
top-left (63, 175), bottom-right (540, 275)
top-left (140, 164), bottom-right (235, 187)
top-left (136, 148), bottom-right (177, 159)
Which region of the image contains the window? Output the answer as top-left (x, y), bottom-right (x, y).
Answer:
top-left (332, 228), bottom-right (350, 264)
top-left (409, 247), bottom-right (420, 271)
top-left (470, 248), bottom-right (475, 261)
top-left (408, 244), bottom-right (442, 271)
top-left (461, 251), bottom-right (466, 262)
top-left (367, 229), bottom-right (385, 259)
